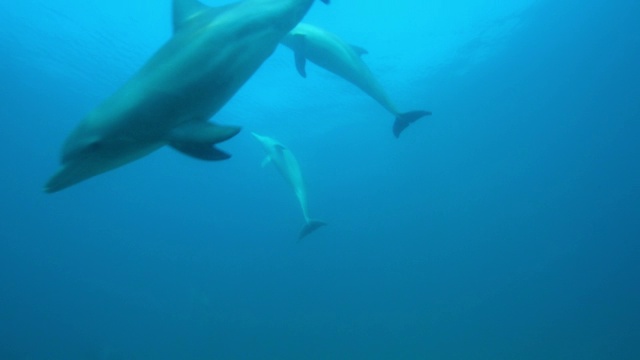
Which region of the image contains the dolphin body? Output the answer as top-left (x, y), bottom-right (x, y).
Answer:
top-left (45, 0), bottom-right (328, 193)
top-left (251, 132), bottom-right (327, 240)
top-left (280, 23), bottom-right (431, 138)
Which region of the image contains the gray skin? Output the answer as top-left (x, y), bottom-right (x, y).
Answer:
top-left (280, 23), bottom-right (431, 138)
top-left (45, 0), bottom-right (328, 193)
top-left (252, 132), bottom-right (326, 239)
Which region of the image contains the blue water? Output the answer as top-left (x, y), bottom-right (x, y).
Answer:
top-left (1, 0), bottom-right (639, 358)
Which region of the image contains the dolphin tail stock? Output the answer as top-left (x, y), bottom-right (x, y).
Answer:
top-left (169, 122), bottom-right (241, 160)
top-left (392, 110), bottom-right (432, 138)
top-left (299, 219), bottom-right (327, 240)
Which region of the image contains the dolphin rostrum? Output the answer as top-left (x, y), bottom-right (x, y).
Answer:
top-left (280, 22), bottom-right (431, 138)
top-left (45, 0), bottom-right (329, 193)
top-left (251, 132), bottom-right (327, 240)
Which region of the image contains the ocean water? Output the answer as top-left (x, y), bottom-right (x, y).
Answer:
top-left (1, 0), bottom-right (639, 359)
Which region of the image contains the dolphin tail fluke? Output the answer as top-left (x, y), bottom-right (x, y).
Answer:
top-left (299, 219), bottom-right (327, 240)
top-left (393, 110), bottom-right (432, 138)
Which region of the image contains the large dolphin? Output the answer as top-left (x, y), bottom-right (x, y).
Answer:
top-left (45, 0), bottom-right (329, 193)
top-left (251, 132), bottom-right (327, 240)
top-left (280, 23), bottom-right (431, 138)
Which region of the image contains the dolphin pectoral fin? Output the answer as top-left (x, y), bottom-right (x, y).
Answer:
top-left (170, 143), bottom-right (231, 161)
top-left (169, 122), bottom-right (240, 161)
top-left (292, 34), bottom-right (308, 78)
top-left (170, 122), bottom-right (241, 144)
top-left (295, 52), bottom-right (307, 78)
top-left (350, 44), bottom-right (369, 56)
top-left (319, 0), bottom-right (330, 4)
top-left (299, 219), bottom-right (327, 240)
top-left (393, 110), bottom-right (432, 138)
top-left (261, 156), bottom-right (272, 168)
top-left (274, 144), bottom-right (286, 153)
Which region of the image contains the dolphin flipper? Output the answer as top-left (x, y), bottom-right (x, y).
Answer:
top-left (169, 122), bottom-right (240, 160)
top-left (299, 219), bottom-right (327, 240)
top-left (170, 143), bottom-right (231, 160)
top-left (295, 50), bottom-right (307, 78)
top-left (292, 34), bottom-right (308, 78)
top-left (393, 111), bottom-right (432, 138)
top-left (350, 44), bottom-right (368, 56)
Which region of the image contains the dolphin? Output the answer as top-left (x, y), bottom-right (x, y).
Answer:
top-left (251, 132), bottom-right (327, 240)
top-left (280, 23), bottom-right (431, 138)
top-left (45, 0), bottom-right (329, 193)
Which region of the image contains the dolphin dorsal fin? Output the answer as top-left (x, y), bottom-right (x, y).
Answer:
top-left (173, 0), bottom-right (209, 32)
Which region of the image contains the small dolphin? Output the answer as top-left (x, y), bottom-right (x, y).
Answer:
top-left (280, 23), bottom-right (431, 138)
top-left (251, 132), bottom-right (327, 240)
top-left (45, 0), bottom-right (329, 193)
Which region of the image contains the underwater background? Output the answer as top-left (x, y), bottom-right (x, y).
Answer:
top-left (1, 0), bottom-right (639, 358)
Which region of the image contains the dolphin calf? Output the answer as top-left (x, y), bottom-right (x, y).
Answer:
top-left (45, 0), bottom-right (328, 193)
top-left (280, 23), bottom-right (431, 138)
top-left (251, 132), bottom-right (327, 240)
